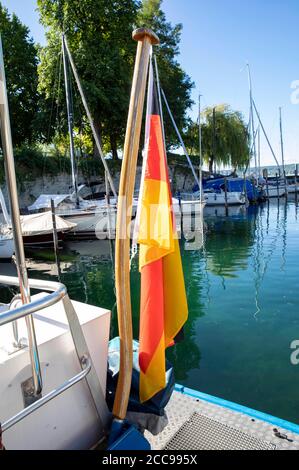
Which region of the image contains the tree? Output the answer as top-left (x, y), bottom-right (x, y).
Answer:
top-left (0, 4), bottom-right (39, 146)
top-left (185, 104), bottom-right (250, 173)
top-left (37, 0), bottom-right (140, 159)
top-left (138, 0), bottom-right (194, 150)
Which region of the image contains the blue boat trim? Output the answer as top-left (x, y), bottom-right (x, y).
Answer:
top-left (175, 384), bottom-right (299, 436)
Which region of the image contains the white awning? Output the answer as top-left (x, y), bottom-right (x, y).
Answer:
top-left (28, 194), bottom-right (70, 212)
top-left (20, 212), bottom-right (76, 236)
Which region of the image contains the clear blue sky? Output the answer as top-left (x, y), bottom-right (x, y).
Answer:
top-left (2, 0), bottom-right (299, 165)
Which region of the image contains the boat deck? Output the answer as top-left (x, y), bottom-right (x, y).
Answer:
top-left (146, 389), bottom-right (299, 451)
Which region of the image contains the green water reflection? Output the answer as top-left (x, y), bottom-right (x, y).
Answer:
top-left (1, 198), bottom-right (299, 424)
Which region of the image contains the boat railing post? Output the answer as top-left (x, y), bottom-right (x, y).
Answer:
top-left (224, 176), bottom-right (228, 215)
top-left (243, 172), bottom-right (248, 203)
top-left (284, 169), bottom-right (288, 200)
top-left (295, 164), bottom-right (298, 197)
top-left (276, 172), bottom-right (279, 199)
top-left (0, 35), bottom-right (42, 396)
top-left (51, 199), bottom-right (61, 280)
top-left (263, 168), bottom-right (269, 200)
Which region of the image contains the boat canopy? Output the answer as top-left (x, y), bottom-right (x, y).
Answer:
top-left (28, 194), bottom-right (70, 212)
top-left (20, 212), bottom-right (76, 236)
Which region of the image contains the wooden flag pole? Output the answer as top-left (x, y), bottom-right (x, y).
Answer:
top-left (113, 28), bottom-right (159, 420)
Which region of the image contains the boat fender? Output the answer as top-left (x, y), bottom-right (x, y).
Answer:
top-left (0, 424), bottom-right (5, 450)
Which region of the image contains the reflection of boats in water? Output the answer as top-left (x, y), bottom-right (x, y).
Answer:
top-left (204, 204), bottom-right (247, 218)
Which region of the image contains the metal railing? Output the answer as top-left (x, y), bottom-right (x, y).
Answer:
top-left (2, 356), bottom-right (91, 432)
top-left (0, 276), bottom-right (110, 433)
top-left (0, 276), bottom-right (67, 327)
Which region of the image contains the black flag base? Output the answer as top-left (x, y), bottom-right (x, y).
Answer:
top-left (106, 338), bottom-right (175, 436)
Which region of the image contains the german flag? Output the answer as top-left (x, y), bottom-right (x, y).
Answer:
top-left (137, 67), bottom-right (188, 403)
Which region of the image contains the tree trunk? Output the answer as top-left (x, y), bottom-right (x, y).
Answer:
top-left (110, 135), bottom-right (119, 159)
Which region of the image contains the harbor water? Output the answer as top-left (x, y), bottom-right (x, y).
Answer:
top-left (1, 196), bottom-right (299, 424)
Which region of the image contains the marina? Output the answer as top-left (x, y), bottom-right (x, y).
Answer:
top-left (1, 199), bottom-right (299, 425)
top-left (0, 0), bottom-right (299, 455)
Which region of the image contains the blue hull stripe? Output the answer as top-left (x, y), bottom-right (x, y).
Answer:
top-left (175, 384), bottom-right (299, 435)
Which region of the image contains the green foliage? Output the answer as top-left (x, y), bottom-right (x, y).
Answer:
top-left (0, 146), bottom-right (70, 189)
top-left (36, 0), bottom-right (193, 157)
top-left (138, 0), bottom-right (194, 149)
top-left (185, 104), bottom-right (250, 172)
top-left (0, 3), bottom-right (39, 146)
top-left (37, 0), bottom-right (140, 158)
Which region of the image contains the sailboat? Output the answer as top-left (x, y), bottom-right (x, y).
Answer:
top-left (1, 30), bottom-right (299, 451)
top-left (0, 232), bottom-right (14, 260)
top-left (1, 188), bottom-right (76, 249)
top-left (27, 35), bottom-right (118, 239)
top-left (247, 65), bottom-right (287, 199)
top-left (0, 189), bottom-right (14, 259)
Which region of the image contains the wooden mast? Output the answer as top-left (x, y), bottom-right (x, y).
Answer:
top-left (113, 28), bottom-right (159, 421)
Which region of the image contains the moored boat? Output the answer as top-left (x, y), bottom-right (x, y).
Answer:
top-left (203, 189), bottom-right (246, 206)
top-left (266, 184), bottom-right (286, 198)
top-left (0, 233), bottom-right (14, 260)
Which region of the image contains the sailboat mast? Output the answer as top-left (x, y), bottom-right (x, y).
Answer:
top-left (198, 93), bottom-right (203, 201)
top-left (0, 36), bottom-right (42, 395)
top-left (63, 36), bottom-right (118, 199)
top-left (62, 34), bottom-right (79, 207)
top-left (247, 63), bottom-right (258, 173)
top-left (258, 126), bottom-right (261, 176)
top-left (279, 107), bottom-right (285, 176)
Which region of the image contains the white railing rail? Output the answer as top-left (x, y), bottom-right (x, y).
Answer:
top-left (0, 276), bottom-right (110, 434)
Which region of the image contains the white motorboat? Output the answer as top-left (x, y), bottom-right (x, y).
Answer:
top-left (203, 189), bottom-right (246, 206)
top-left (173, 193), bottom-right (206, 215)
top-left (1, 190), bottom-right (76, 247)
top-left (28, 190), bottom-right (118, 239)
top-left (286, 183), bottom-right (299, 194)
top-left (0, 233), bottom-right (14, 259)
top-left (266, 185), bottom-right (286, 198)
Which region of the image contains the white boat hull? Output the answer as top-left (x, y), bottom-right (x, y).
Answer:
top-left (0, 294), bottom-right (110, 450)
top-left (266, 186), bottom-right (286, 198)
top-left (287, 184), bottom-right (299, 194)
top-left (62, 208), bottom-right (117, 239)
top-left (203, 191), bottom-right (246, 206)
top-left (0, 236), bottom-right (14, 259)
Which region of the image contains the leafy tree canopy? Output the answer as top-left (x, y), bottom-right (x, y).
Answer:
top-left (37, 0), bottom-right (140, 158)
top-left (185, 104), bottom-right (250, 172)
top-left (37, 0), bottom-right (193, 158)
top-left (0, 3), bottom-right (39, 146)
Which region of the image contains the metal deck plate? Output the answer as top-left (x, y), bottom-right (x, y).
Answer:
top-left (164, 412), bottom-right (275, 450)
top-left (146, 391), bottom-right (299, 450)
